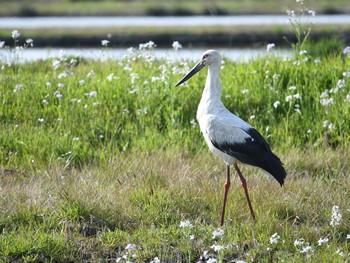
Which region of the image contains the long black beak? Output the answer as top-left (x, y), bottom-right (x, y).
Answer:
top-left (175, 60), bottom-right (206, 87)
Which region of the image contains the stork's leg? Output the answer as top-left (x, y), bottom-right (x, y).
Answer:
top-left (234, 163), bottom-right (256, 220)
top-left (220, 164), bottom-right (231, 226)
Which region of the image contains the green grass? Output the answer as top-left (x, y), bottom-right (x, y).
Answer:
top-left (1, 38), bottom-right (350, 261)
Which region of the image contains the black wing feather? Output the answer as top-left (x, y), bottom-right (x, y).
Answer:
top-left (211, 128), bottom-right (286, 186)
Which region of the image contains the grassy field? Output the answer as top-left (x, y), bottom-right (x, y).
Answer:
top-left (1, 0), bottom-right (350, 16)
top-left (1, 28), bottom-right (350, 262)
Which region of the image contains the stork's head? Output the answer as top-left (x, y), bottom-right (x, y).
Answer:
top-left (175, 50), bottom-right (221, 87)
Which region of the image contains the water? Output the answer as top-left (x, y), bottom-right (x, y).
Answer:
top-left (1, 15), bottom-right (350, 29)
top-left (0, 47), bottom-right (292, 63)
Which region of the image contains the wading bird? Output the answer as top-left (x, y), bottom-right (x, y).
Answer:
top-left (175, 50), bottom-right (286, 226)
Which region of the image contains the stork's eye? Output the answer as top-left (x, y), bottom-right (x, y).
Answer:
top-left (202, 54), bottom-right (209, 59)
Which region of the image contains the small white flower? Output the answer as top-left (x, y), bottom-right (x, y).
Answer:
top-left (308, 10), bottom-right (316, 16)
top-left (179, 220), bottom-right (193, 228)
top-left (273, 101), bottom-right (280, 108)
top-left (212, 229), bottom-right (224, 239)
top-left (45, 82), bottom-right (52, 86)
top-left (299, 50), bottom-right (307, 55)
top-left (38, 118), bottom-right (44, 122)
top-left (58, 83), bottom-right (64, 88)
top-left (342, 72), bottom-right (350, 77)
top-left (343, 46), bottom-right (350, 54)
top-left (54, 91), bottom-right (62, 98)
top-left (314, 59), bottom-right (321, 64)
top-left (52, 60), bottom-right (61, 70)
top-left (150, 257), bottom-right (161, 263)
top-left (307, 129), bottom-right (312, 134)
top-left (328, 123), bottom-right (335, 131)
top-left (317, 237), bottom-right (329, 246)
top-left (300, 246), bottom-right (314, 254)
top-left (73, 137), bottom-right (80, 141)
top-left (346, 234), bottom-right (350, 239)
top-left (337, 79), bottom-right (346, 88)
top-left (12, 30), bottom-right (20, 39)
top-left (241, 89), bottom-right (249, 94)
top-left (266, 43), bottom-right (275, 52)
top-left (189, 234), bottom-right (195, 240)
top-left (125, 244), bottom-right (137, 250)
top-left (270, 233), bottom-right (280, 244)
top-left (293, 93), bottom-right (301, 99)
top-left (345, 93), bottom-right (350, 102)
top-left (286, 95), bottom-right (293, 102)
top-left (330, 205), bottom-right (342, 226)
top-left (139, 41), bottom-right (156, 50)
top-left (107, 73), bottom-right (115, 82)
top-left (151, 76), bottom-right (161, 82)
top-left (42, 99), bottom-right (49, 104)
top-left (210, 245), bottom-right (225, 252)
top-left (26, 38), bottom-right (34, 47)
top-left (172, 41), bottom-right (182, 51)
top-left (249, 115), bottom-right (255, 120)
top-left (320, 98), bottom-right (335, 106)
top-left (101, 40), bottom-right (110, 46)
top-left (336, 249), bottom-right (345, 256)
top-left (294, 238), bottom-right (305, 246)
top-left (14, 84), bottom-right (23, 92)
top-left (296, 0), bottom-right (304, 3)
top-left (79, 79), bottom-right (85, 84)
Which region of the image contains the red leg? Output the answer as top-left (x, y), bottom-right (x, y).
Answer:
top-left (234, 163), bottom-right (256, 220)
top-left (220, 164), bottom-right (231, 226)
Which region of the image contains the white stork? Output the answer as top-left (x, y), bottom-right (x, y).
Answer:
top-left (175, 50), bottom-right (286, 226)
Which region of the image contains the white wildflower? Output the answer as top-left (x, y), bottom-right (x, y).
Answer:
top-left (299, 50), bottom-right (307, 55)
top-left (308, 10), bottom-right (316, 16)
top-left (42, 99), bottom-right (49, 104)
top-left (343, 46), bottom-right (350, 54)
top-left (107, 73), bottom-right (115, 81)
top-left (273, 101), bottom-right (280, 108)
top-left (336, 249), bottom-right (345, 256)
top-left (320, 98), bottom-right (334, 106)
top-left (52, 60), bottom-right (61, 70)
top-left (314, 59), bottom-right (321, 64)
top-left (330, 205), bottom-right (342, 226)
top-left (151, 76), bottom-right (161, 82)
top-left (293, 93), bottom-right (301, 99)
top-left (344, 93), bottom-right (350, 102)
top-left (125, 244), bottom-right (137, 250)
top-left (286, 95), bottom-right (293, 102)
top-left (288, 86), bottom-right (297, 90)
top-left (270, 233), bottom-right (280, 244)
top-left (172, 41), bottom-right (182, 51)
top-left (58, 72), bottom-right (67, 79)
top-left (150, 257), bottom-right (161, 263)
top-left (212, 229), bottom-right (224, 239)
top-left (346, 234), bottom-right (350, 239)
top-left (249, 115), bottom-right (255, 120)
top-left (58, 83), bottom-right (64, 88)
top-left (179, 220), bottom-right (193, 228)
top-left (73, 137), bottom-right (80, 141)
top-left (38, 118), bottom-right (44, 122)
top-left (45, 82), bottom-right (52, 86)
top-left (328, 123), bottom-right (335, 131)
top-left (101, 40), bottom-right (110, 46)
top-left (12, 30), bottom-right (20, 39)
top-left (317, 237), bottom-right (329, 246)
top-left (210, 245), bottom-right (225, 252)
top-left (273, 74), bottom-right (280, 79)
top-left (26, 38), bottom-right (34, 47)
top-left (127, 47), bottom-right (135, 53)
top-left (266, 43), bottom-right (275, 52)
top-left (294, 238), bottom-right (305, 246)
top-left (241, 89), bottom-right (249, 94)
top-left (14, 84), bottom-right (23, 92)
top-left (54, 91), bottom-right (62, 98)
top-left (300, 246), bottom-right (314, 254)
top-left (343, 72), bottom-right (350, 77)
top-left (337, 79), bottom-right (346, 88)
top-left (139, 41), bottom-right (156, 50)
top-left (79, 79), bottom-right (85, 84)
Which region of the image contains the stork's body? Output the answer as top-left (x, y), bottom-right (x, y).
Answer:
top-left (176, 50), bottom-right (286, 226)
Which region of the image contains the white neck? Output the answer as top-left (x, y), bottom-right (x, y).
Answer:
top-left (200, 63), bottom-right (223, 106)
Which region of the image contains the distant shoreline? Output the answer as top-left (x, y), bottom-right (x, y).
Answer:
top-left (1, 30), bottom-right (349, 48)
